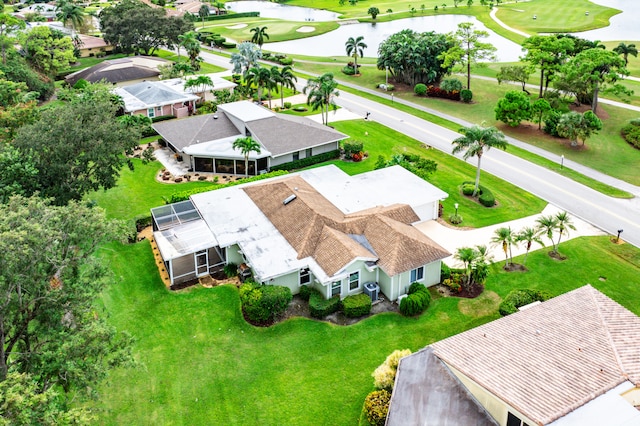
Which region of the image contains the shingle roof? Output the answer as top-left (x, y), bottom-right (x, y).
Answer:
top-left (153, 113), bottom-right (240, 151)
top-left (243, 175), bottom-right (449, 278)
top-left (246, 114), bottom-right (347, 156)
top-left (431, 285), bottom-right (640, 425)
top-left (117, 81), bottom-right (199, 111)
top-left (64, 56), bottom-right (168, 87)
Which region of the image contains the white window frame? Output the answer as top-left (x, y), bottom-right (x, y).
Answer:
top-left (410, 266), bottom-right (424, 282)
top-left (331, 280), bottom-right (341, 297)
top-left (299, 268), bottom-right (311, 286)
top-left (349, 271), bottom-right (360, 292)
top-left (147, 108), bottom-right (155, 118)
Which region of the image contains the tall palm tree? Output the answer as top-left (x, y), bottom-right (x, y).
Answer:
top-left (198, 4), bottom-right (210, 28)
top-left (491, 226), bottom-right (515, 267)
top-left (245, 66), bottom-right (273, 103)
top-left (536, 215), bottom-right (559, 254)
top-left (613, 42), bottom-right (638, 66)
top-left (184, 75), bottom-right (214, 101)
top-left (303, 73), bottom-right (339, 126)
top-left (232, 137), bottom-right (261, 177)
top-left (515, 226), bottom-right (544, 266)
top-left (345, 36), bottom-right (367, 73)
top-left (554, 211), bottom-right (576, 253)
top-left (275, 65), bottom-right (297, 108)
top-left (56, 0), bottom-right (85, 31)
top-left (250, 26), bottom-right (269, 49)
top-left (451, 125), bottom-right (508, 196)
top-left (179, 32), bottom-right (201, 71)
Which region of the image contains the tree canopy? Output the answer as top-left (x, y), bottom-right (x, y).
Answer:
top-left (304, 72), bottom-right (339, 126)
top-left (521, 35), bottom-right (574, 98)
top-left (377, 29), bottom-right (452, 86)
top-left (19, 26), bottom-right (75, 76)
top-left (495, 90), bottom-right (532, 127)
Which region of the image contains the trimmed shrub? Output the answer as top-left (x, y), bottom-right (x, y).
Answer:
top-left (461, 183), bottom-right (475, 196)
top-left (204, 11), bottom-right (259, 21)
top-left (299, 284), bottom-right (313, 301)
top-left (426, 85), bottom-right (461, 101)
top-left (135, 215), bottom-right (152, 232)
top-left (309, 290), bottom-right (340, 318)
top-left (440, 78), bottom-right (463, 93)
top-left (543, 109), bottom-right (563, 137)
top-left (278, 57), bottom-right (293, 66)
top-left (221, 41), bottom-right (236, 49)
top-left (460, 89), bottom-right (473, 103)
top-left (440, 262), bottom-right (451, 281)
top-left (292, 106), bottom-right (307, 112)
top-left (622, 120), bottom-right (640, 149)
top-left (151, 115), bottom-right (175, 123)
top-left (478, 188), bottom-right (495, 207)
top-left (341, 294), bottom-right (372, 318)
top-left (343, 140), bottom-right (364, 156)
top-left (364, 390), bottom-right (391, 426)
top-left (341, 66), bottom-right (356, 75)
top-left (399, 283), bottom-right (431, 316)
top-left (239, 282), bottom-right (292, 324)
top-left (499, 289), bottom-right (552, 316)
top-left (414, 83), bottom-right (427, 96)
top-left (270, 149), bottom-right (340, 172)
top-left (283, 102), bottom-right (292, 109)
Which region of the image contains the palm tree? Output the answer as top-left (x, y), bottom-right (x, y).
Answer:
top-left (454, 247), bottom-right (476, 287)
top-left (554, 211), bottom-right (576, 253)
top-left (613, 42), bottom-right (638, 66)
top-left (516, 226), bottom-right (544, 266)
top-left (536, 215), bottom-right (559, 254)
top-left (56, 0), bottom-right (85, 31)
top-left (179, 32), bottom-right (201, 71)
top-left (491, 226), bottom-right (515, 267)
top-left (345, 36), bottom-right (367, 73)
top-left (198, 4), bottom-right (210, 28)
top-left (275, 65), bottom-right (297, 108)
top-left (184, 75), bottom-right (214, 102)
top-left (245, 66), bottom-right (273, 103)
top-left (250, 26), bottom-right (269, 49)
top-left (451, 125), bottom-right (508, 196)
top-left (303, 73), bottom-right (339, 126)
top-left (232, 137), bottom-right (261, 177)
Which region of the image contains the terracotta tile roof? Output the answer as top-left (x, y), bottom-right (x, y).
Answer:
top-left (243, 175), bottom-right (449, 278)
top-left (431, 285), bottom-right (640, 425)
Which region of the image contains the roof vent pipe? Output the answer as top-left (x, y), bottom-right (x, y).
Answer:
top-left (283, 194), bottom-right (297, 205)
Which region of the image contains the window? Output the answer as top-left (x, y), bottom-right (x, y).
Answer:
top-left (349, 271), bottom-right (359, 291)
top-left (507, 412), bottom-right (530, 426)
top-left (292, 152), bottom-right (300, 161)
top-left (305, 148), bottom-right (312, 158)
top-left (410, 266), bottom-right (424, 282)
top-left (331, 281), bottom-right (341, 297)
top-left (147, 108), bottom-right (155, 118)
top-left (300, 268), bottom-right (311, 285)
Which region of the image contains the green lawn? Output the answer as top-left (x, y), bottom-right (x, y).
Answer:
top-left (155, 50), bottom-right (227, 74)
top-left (91, 234), bottom-right (640, 425)
top-left (202, 17), bottom-right (340, 43)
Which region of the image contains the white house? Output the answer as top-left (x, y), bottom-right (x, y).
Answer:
top-left (151, 165), bottom-right (450, 300)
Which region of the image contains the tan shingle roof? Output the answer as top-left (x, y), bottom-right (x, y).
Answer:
top-left (431, 285), bottom-right (640, 425)
top-left (243, 175), bottom-right (449, 278)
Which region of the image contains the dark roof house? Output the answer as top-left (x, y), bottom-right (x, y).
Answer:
top-left (64, 56), bottom-right (169, 87)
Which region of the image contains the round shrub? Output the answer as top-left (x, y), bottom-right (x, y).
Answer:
top-left (499, 289), bottom-right (552, 316)
top-left (341, 66), bottom-right (356, 75)
top-left (440, 78), bottom-right (463, 93)
top-left (364, 390), bottom-right (391, 426)
top-left (283, 101), bottom-right (292, 109)
top-left (460, 88), bottom-right (473, 103)
top-left (309, 290), bottom-right (340, 318)
top-left (399, 283), bottom-right (431, 316)
top-left (544, 109), bottom-right (563, 137)
top-left (414, 83), bottom-right (427, 96)
top-left (240, 282), bottom-right (292, 324)
top-left (341, 293), bottom-right (372, 318)
top-left (478, 187), bottom-right (495, 207)
top-left (461, 183), bottom-right (475, 196)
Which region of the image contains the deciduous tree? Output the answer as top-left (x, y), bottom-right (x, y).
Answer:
top-left (521, 35), bottom-right (574, 98)
top-left (496, 65), bottom-right (532, 95)
top-left (0, 14), bottom-right (25, 65)
top-left (495, 90), bottom-right (532, 127)
top-left (19, 26), bottom-right (75, 76)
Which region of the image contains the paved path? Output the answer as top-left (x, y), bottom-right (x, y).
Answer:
top-left (490, 7), bottom-right (531, 38)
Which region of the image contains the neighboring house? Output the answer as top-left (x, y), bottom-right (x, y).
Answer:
top-left (387, 285), bottom-right (640, 426)
top-left (14, 4), bottom-right (57, 21)
top-left (162, 74), bottom-right (237, 102)
top-left (64, 56), bottom-right (170, 87)
top-left (75, 34), bottom-right (114, 58)
top-left (152, 100), bottom-right (347, 176)
top-left (151, 165), bottom-right (450, 299)
top-left (114, 81), bottom-right (200, 119)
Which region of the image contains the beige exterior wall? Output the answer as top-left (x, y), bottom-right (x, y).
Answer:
top-left (226, 244), bottom-right (245, 265)
top-left (270, 271), bottom-right (301, 295)
top-left (622, 387), bottom-right (640, 407)
top-left (446, 364), bottom-right (535, 426)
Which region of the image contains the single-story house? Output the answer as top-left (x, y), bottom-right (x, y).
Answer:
top-left (14, 4), bottom-right (57, 21)
top-left (64, 56), bottom-right (170, 87)
top-left (151, 165), bottom-right (450, 300)
top-left (152, 100), bottom-right (347, 176)
top-left (161, 74), bottom-right (237, 102)
top-left (114, 81), bottom-right (200, 119)
top-left (387, 285), bottom-right (640, 426)
top-left (75, 34), bottom-right (114, 58)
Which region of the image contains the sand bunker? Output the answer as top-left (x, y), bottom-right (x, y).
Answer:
top-left (296, 26), bottom-right (316, 33)
top-left (226, 23), bottom-right (248, 29)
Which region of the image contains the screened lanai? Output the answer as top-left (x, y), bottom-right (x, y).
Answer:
top-left (151, 200), bottom-right (225, 287)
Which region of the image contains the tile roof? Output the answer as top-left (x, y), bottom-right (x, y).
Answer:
top-left (431, 285), bottom-right (640, 425)
top-left (243, 175), bottom-right (449, 278)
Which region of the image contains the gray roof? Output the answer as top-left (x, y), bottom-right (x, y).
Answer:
top-left (64, 56), bottom-right (168, 87)
top-left (153, 114), bottom-right (240, 152)
top-left (246, 114), bottom-right (346, 156)
top-left (117, 81), bottom-right (199, 111)
top-left (387, 347), bottom-right (498, 426)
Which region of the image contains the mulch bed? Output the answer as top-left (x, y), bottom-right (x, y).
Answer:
top-left (503, 263), bottom-right (528, 272)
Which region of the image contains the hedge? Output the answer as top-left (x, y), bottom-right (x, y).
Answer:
top-left (309, 290), bottom-right (340, 318)
top-left (299, 284), bottom-right (313, 301)
top-left (462, 182), bottom-right (495, 207)
top-left (622, 120), bottom-right (640, 149)
top-left (427, 85), bottom-right (461, 101)
top-left (239, 282), bottom-right (292, 324)
top-left (151, 115), bottom-right (175, 123)
top-left (363, 390), bottom-right (391, 426)
top-left (440, 262), bottom-right (451, 281)
top-left (270, 150), bottom-right (340, 172)
top-left (341, 294), bottom-right (372, 318)
top-left (221, 41), bottom-right (236, 49)
top-left (399, 282), bottom-right (431, 316)
top-left (164, 170), bottom-right (289, 204)
top-left (203, 11), bottom-right (259, 21)
top-left (499, 289), bottom-right (552, 316)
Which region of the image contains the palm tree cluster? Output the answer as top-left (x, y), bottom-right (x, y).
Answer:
top-left (245, 65), bottom-right (297, 108)
top-left (56, 0), bottom-right (86, 31)
top-left (454, 245), bottom-right (491, 291)
top-left (303, 73), bottom-right (339, 126)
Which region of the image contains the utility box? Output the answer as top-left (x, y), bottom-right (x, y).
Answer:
top-left (363, 282), bottom-right (380, 302)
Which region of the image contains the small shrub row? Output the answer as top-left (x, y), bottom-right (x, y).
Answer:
top-left (341, 293), bottom-right (372, 318)
top-left (164, 170), bottom-right (289, 204)
top-left (151, 115), bottom-right (175, 123)
top-left (270, 149), bottom-right (340, 172)
top-left (239, 282), bottom-right (292, 324)
top-left (309, 290), bottom-right (340, 318)
top-left (427, 85), bottom-right (461, 101)
top-left (499, 289), bottom-right (552, 316)
top-left (399, 282), bottom-right (431, 316)
top-left (622, 120), bottom-right (640, 149)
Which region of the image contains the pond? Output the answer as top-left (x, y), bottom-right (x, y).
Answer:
top-left (265, 15), bottom-right (524, 62)
top-left (570, 0), bottom-right (639, 41)
top-left (225, 1), bottom-right (340, 22)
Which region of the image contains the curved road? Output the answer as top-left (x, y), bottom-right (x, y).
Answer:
top-left (199, 49), bottom-right (640, 248)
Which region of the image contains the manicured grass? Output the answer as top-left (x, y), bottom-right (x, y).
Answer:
top-left (155, 49), bottom-right (227, 74)
top-left (201, 17), bottom-right (340, 43)
top-left (329, 120), bottom-right (547, 228)
top-left (90, 234), bottom-right (640, 424)
top-left (68, 53), bottom-right (129, 72)
top-left (278, 102), bottom-right (340, 116)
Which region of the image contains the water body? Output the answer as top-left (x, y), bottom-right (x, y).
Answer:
top-left (265, 15), bottom-right (523, 62)
top-left (225, 1), bottom-right (340, 22)
top-left (570, 0), bottom-right (639, 41)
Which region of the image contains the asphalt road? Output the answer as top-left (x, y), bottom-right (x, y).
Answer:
top-left (199, 49), bottom-right (640, 248)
